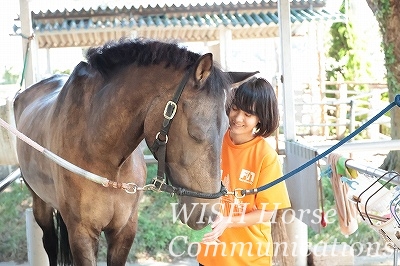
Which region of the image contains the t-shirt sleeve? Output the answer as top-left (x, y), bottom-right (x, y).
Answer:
top-left (254, 152), bottom-right (291, 211)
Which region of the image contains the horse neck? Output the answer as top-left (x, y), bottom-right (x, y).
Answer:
top-left (86, 66), bottom-right (178, 167)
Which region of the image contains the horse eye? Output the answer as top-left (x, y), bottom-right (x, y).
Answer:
top-left (183, 100), bottom-right (207, 143)
top-left (188, 127), bottom-right (206, 143)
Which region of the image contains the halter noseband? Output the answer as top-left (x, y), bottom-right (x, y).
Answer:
top-left (149, 68), bottom-right (227, 199)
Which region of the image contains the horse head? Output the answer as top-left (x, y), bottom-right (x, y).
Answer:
top-left (144, 53), bottom-right (257, 229)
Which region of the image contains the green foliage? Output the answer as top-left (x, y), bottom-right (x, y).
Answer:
top-left (127, 164), bottom-right (191, 262)
top-left (374, 0), bottom-right (391, 34)
top-left (382, 43), bottom-right (400, 94)
top-left (326, 1), bottom-right (372, 91)
top-left (0, 182), bottom-right (31, 262)
top-left (324, 0), bottom-right (377, 139)
top-left (52, 69), bottom-right (71, 75)
top-left (1, 67), bottom-right (20, 85)
top-left (373, 0), bottom-right (399, 94)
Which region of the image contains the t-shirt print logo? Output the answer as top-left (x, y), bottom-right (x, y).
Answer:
top-left (239, 169), bottom-right (255, 184)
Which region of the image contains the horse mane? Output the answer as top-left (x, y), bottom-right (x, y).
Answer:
top-left (86, 38), bottom-right (199, 76)
top-left (85, 38), bottom-right (231, 95)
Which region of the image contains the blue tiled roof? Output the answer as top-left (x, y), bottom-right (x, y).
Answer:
top-left (29, 0), bottom-right (344, 48)
top-left (31, 0), bottom-right (327, 15)
top-left (33, 9), bottom-right (343, 32)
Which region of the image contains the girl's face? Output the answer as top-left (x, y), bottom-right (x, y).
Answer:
top-left (228, 104), bottom-right (260, 144)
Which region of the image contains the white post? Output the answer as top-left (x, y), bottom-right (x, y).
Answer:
top-left (285, 211), bottom-right (308, 266)
top-left (367, 90), bottom-right (381, 139)
top-left (278, 0), bottom-right (295, 141)
top-left (19, 0), bottom-right (37, 89)
top-left (46, 48), bottom-right (51, 76)
top-left (207, 43), bottom-right (222, 67)
top-left (26, 208), bottom-right (49, 266)
top-left (279, 1), bottom-right (308, 265)
top-left (218, 28), bottom-right (232, 71)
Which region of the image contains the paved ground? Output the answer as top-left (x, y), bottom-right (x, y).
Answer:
top-left (0, 258), bottom-right (198, 266)
top-left (0, 255), bottom-right (396, 266)
top-left (354, 254), bottom-right (394, 265)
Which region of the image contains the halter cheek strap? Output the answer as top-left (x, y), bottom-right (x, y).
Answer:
top-left (150, 69), bottom-right (190, 183)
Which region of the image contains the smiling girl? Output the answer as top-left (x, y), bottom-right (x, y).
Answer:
top-left (197, 77), bottom-right (291, 266)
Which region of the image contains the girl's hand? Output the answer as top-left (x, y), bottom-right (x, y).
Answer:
top-left (201, 214), bottom-right (229, 243)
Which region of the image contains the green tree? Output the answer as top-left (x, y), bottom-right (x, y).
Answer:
top-left (325, 1), bottom-right (372, 139)
top-left (308, 0), bottom-right (384, 254)
top-left (365, 0), bottom-right (400, 172)
top-left (1, 67), bottom-right (19, 84)
top-left (326, 2), bottom-right (371, 85)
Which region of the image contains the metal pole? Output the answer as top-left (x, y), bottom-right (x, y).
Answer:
top-left (345, 160), bottom-right (400, 185)
top-left (0, 168), bottom-right (21, 192)
top-left (316, 140), bottom-right (400, 153)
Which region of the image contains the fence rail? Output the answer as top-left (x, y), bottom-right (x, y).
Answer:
top-left (293, 81), bottom-right (388, 140)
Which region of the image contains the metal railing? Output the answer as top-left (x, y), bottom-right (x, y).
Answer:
top-left (0, 168), bottom-right (21, 193)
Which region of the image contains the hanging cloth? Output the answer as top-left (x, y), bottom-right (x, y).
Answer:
top-left (327, 153), bottom-right (358, 235)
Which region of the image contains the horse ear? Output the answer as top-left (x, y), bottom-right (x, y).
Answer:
top-left (193, 53), bottom-right (213, 86)
top-left (227, 71), bottom-right (259, 88)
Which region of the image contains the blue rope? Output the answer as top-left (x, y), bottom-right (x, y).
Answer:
top-left (243, 94), bottom-right (400, 195)
top-left (19, 41), bottom-right (30, 88)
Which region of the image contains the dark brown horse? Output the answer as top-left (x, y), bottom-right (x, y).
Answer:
top-left (13, 38), bottom-right (256, 266)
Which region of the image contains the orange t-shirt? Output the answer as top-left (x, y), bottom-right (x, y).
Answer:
top-left (197, 131), bottom-right (291, 266)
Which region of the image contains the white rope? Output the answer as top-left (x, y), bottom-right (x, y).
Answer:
top-left (0, 117), bottom-right (43, 153)
top-left (0, 117), bottom-right (109, 186)
top-left (43, 150), bottom-right (109, 185)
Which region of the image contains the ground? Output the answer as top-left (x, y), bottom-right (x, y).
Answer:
top-left (0, 255), bottom-right (397, 266)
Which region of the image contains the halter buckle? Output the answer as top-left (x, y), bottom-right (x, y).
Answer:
top-left (151, 177), bottom-right (166, 191)
top-left (164, 101), bottom-right (177, 120)
top-left (123, 183), bottom-right (138, 194)
top-left (226, 188), bottom-right (246, 199)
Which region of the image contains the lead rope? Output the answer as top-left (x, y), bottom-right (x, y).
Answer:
top-left (2, 92), bottom-right (399, 198)
top-left (0, 116), bottom-right (149, 194)
top-left (236, 94), bottom-right (400, 197)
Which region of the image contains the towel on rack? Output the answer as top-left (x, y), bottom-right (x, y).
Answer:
top-left (328, 153), bottom-right (359, 235)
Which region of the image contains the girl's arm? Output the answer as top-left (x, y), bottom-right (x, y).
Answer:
top-left (202, 209), bottom-right (275, 242)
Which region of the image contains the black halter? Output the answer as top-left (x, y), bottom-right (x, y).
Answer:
top-left (149, 68), bottom-right (227, 199)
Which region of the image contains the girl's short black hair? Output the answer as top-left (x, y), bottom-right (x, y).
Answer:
top-left (226, 77), bottom-right (279, 138)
